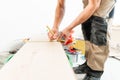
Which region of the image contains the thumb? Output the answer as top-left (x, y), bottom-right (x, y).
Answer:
top-left (53, 32), bottom-right (58, 39)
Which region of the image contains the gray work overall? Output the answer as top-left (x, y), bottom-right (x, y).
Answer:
top-left (82, 0), bottom-right (116, 71)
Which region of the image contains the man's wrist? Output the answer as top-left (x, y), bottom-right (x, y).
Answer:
top-left (66, 26), bottom-right (73, 31)
top-left (53, 26), bottom-right (59, 30)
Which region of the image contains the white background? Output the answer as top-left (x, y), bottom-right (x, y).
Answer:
top-left (0, 0), bottom-right (119, 51)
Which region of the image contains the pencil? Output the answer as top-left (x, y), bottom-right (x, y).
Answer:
top-left (46, 26), bottom-right (54, 35)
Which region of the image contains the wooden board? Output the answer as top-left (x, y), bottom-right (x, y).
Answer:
top-left (0, 42), bottom-right (76, 80)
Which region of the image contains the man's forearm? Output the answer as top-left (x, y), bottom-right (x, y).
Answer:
top-left (67, 0), bottom-right (101, 30)
top-left (53, 2), bottom-right (65, 29)
top-left (67, 6), bottom-right (96, 30)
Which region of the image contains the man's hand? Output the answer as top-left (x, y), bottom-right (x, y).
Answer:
top-left (48, 27), bottom-right (59, 41)
top-left (57, 27), bottom-right (73, 44)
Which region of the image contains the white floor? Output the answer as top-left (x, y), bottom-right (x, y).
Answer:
top-left (101, 58), bottom-right (120, 80)
top-left (75, 58), bottom-right (120, 80)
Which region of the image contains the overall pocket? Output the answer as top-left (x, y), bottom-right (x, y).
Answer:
top-left (90, 17), bottom-right (107, 46)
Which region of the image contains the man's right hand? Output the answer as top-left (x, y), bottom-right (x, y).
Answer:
top-left (48, 27), bottom-right (59, 41)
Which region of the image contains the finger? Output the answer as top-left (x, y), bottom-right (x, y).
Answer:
top-left (57, 32), bottom-right (65, 42)
top-left (48, 32), bottom-right (52, 38)
top-left (48, 32), bottom-right (54, 40)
